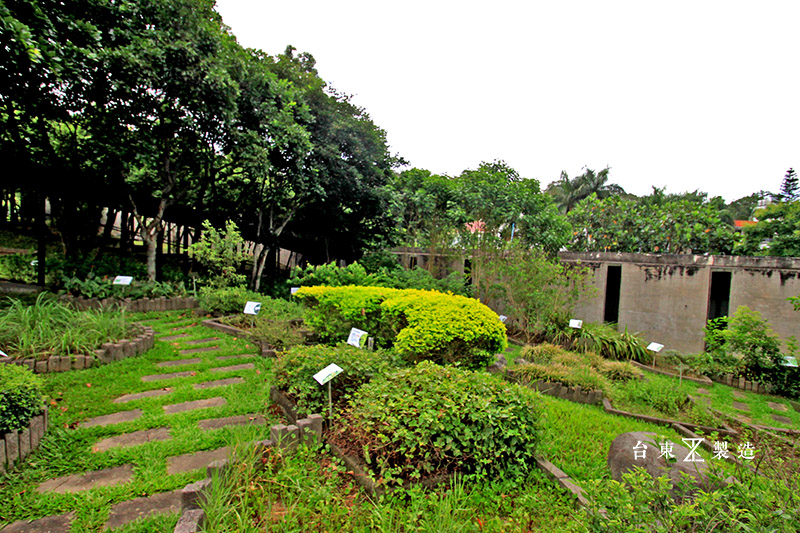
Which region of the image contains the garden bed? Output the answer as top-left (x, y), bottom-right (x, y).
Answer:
top-left (630, 359), bottom-right (713, 386)
top-left (0, 406), bottom-right (48, 474)
top-left (60, 294), bottom-right (197, 312)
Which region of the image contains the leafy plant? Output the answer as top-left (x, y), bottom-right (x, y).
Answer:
top-left (197, 286), bottom-right (265, 315)
top-left (0, 364), bottom-right (44, 434)
top-left (332, 361), bottom-right (543, 484)
top-left (188, 219), bottom-right (248, 288)
top-left (610, 377), bottom-right (690, 417)
top-left (60, 272), bottom-right (185, 299)
top-left (220, 299), bottom-right (306, 349)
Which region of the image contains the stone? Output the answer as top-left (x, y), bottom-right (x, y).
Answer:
top-left (732, 401), bottom-right (750, 412)
top-left (121, 339), bottom-right (134, 359)
top-left (79, 409), bottom-right (142, 428)
top-left (72, 355), bottom-right (85, 369)
top-left (732, 390), bottom-right (746, 399)
top-left (156, 358), bottom-right (202, 368)
top-left (113, 388), bottom-right (172, 404)
top-left (487, 354), bottom-right (507, 374)
top-left (141, 371), bottom-right (195, 382)
top-left (607, 432), bottom-right (709, 500)
top-left (37, 464), bottom-right (134, 493)
top-left (104, 489), bottom-right (182, 530)
top-left (5, 431), bottom-right (19, 466)
top-left (695, 388), bottom-right (710, 395)
top-left (2, 512), bottom-right (75, 532)
top-left (185, 337), bottom-right (219, 345)
top-left (180, 346), bottom-right (220, 355)
top-left (174, 509), bottom-right (206, 533)
top-left (0, 439), bottom-right (5, 474)
top-left (34, 360), bottom-right (47, 374)
top-left (210, 363), bottom-right (254, 373)
top-left (159, 333), bottom-right (190, 341)
top-left (163, 397), bottom-right (227, 415)
top-left (58, 356), bottom-right (71, 372)
top-left (30, 415), bottom-right (44, 449)
top-left (193, 377), bottom-right (245, 390)
top-left (198, 414), bottom-right (265, 431)
top-left (18, 427), bottom-right (30, 460)
top-left (768, 402), bottom-right (788, 412)
top-left (772, 414), bottom-right (793, 425)
top-left (182, 478), bottom-right (212, 509)
top-left (167, 447), bottom-right (230, 475)
top-left (93, 427), bottom-right (172, 452)
top-left (215, 354), bottom-right (253, 361)
top-left (47, 357), bottom-right (58, 373)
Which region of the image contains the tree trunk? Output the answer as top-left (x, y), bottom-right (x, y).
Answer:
top-left (36, 193), bottom-right (46, 286)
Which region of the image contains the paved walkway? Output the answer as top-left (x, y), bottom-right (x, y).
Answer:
top-left (4, 316), bottom-right (267, 531)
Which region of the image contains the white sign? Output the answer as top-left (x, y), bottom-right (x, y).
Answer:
top-left (782, 356), bottom-right (799, 368)
top-left (313, 363), bottom-right (343, 385)
top-left (112, 275), bottom-right (133, 285)
top-left (243, 301), bottom-right (262, 315)
top-left (498, 315), bottom-right (508, 323)
top-left (290, 287), bottom-right (300, 295)
top-left (0, 349), bottom-right (8, 358)
top-left (569, 319), bottom-right (583, 329)
top-left (647, 342), bottom-right (664, 352)
top-left (347, 327), bottom-right (368, 348)
top-left (30, 259), bottom-right (38, 266)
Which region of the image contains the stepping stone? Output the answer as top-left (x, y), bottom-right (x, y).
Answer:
top-left (163, 397), bottom-right (227, 415)
top-left (210, 363), bottom-right (254, 373)
top-left (198, 414), bottom-right (265, 431)
top-left (80, 409), bottom-right (142, 428)
top-left (2, 512), bottom-right (74, 532)
top-left (184, 337), bottom-right (219, 345)
top-left (695, 388), bottom-right (710, 395)
top-left (180, 346), bottom-right (220, 355)
top-left (158, 333), bottom-right (190, 341)
top-left (215, 354), bottom-right (254, 361)
top-left (93, 427), bottom-right (171, 453)
top-left (732, 390), bottom-right (747, 399)
top-left (772, 414), bottom-right (793, 425)
top-left (104, 489), bottom-right (182, 530)
top-left (167, 447), bottom-right (229, 475)
top-left (193, 377), bottom-right (245, 390)
top-left (113, 388), bottom-right (172, 404)
top-left (732, 401), bottom-right (750, 412)
top-left (141, 371), bottom-right (194, 382)
top-left (156, 358), bottom-right (201, 368)
top-left (37, 464), bottom-right (133, 494)
top-left (768, 402), bottom-right (789, 412)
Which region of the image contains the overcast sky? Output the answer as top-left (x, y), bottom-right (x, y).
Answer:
top-left (215, 1), bottom-right (799, 202)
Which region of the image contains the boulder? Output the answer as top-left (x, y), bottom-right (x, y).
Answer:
top-left (487, 354), bottom-right (506, 374)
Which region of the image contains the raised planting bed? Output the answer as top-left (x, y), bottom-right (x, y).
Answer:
top-left (0, 406), bottom-right (48, 474)
top-left (60, 294), bottom-right (198, 312)
top-left (202, 317), bottom-right (314, 356)
top-left (630, 360), bottom-right (713, 386)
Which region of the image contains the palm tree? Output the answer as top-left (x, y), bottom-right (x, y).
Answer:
top-left (545, 167), bottom-right (625, 213)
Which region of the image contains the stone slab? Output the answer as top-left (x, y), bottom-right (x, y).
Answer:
top-left (36, 464), bottom-right (133, 494)
top-left (2, 512), bottom-right (74, 532)
top-left (163, 397), bottom-right (227, 415)
top-left (215, 354), bottom-right (254, 361)
top-left (113, 388), bottom-right (172, 404)
top-left (732, 401), bottom-right (750, 412)
top-left (198, 414), bottom-right (265, 431)
top-left (174, 509), bottom-right (205, 533)
top-left (184, 337), bottom-right (219, 345)
top-left (210, 363), bottom-right (254, 373)
top-left (167, 447), bottom-right (230, 475)
top-left (141, 371), bottom-right (195, 382)
top-left (772, 414), bottom-right (793, 425)
top-left (158, 333), bottom-right (190, 341)
top-left (79, 409), bottom-right (142, 428)
top-left (104, 489), bottom-right (182, 530)
top-left (193, 377), bottom-right (245, 390)
top-left (156, 358), bottom-right (202, 368)
top-left (180, 346), bottom-right (220, 355)
top-left (93, 427), bottom-right (171, 453)
top-left (695, 388), bottom-right (710, 395)
top-left (732, 390), bottom-right (747, 400)
top-left (768, 402), bottom-right (789, 412)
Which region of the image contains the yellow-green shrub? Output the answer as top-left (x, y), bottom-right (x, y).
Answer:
top-left (295, 286), bottom-right (507, 369)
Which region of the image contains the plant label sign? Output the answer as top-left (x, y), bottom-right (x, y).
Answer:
top-left (498, 315), bottom-right (508, 323)
top-left (243, 301), bottom-right (262, 315)
top-left (782, 356), bottom-right (799, 368)
top-left (347, 327), bottom-right (368, 348)
top-left (569, 319), bottom-right (583, 329)
top-left (112, 275), bottom-right (133, 285)
top-left (647, 342), bottom-right (664, 352)
top-left (313, 363), bottom-right (343, 385)
top-left (290, 287), bottom-right (300, 295)
top-left (0, 349), bottom-right (7, 358)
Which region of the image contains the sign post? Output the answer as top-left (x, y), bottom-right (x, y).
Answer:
top-left (647, 342), bottom-right (664, 368)
top-left (347, 328), bottom-right (368, 348)
top-left (569, 319), bottom-right (583, 329)
top-left (243, 301), bottom-right (262, 315)
top-left (313, 363), bottom-right (344, 420)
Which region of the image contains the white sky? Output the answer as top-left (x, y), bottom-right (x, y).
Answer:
top-left (215, 0), bottom-right (800, 202)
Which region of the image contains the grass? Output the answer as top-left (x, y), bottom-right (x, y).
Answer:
top-left (0, 310), bottom-right (278, 531)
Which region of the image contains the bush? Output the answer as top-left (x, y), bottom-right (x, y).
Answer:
top-left (611, 377), bottom-right (690, 417)
top-left (221, 299), bottom-right (306, 350)
top-left (513, 362), bottom-right (611, 392)
top-left (0, 364), bottom-right (44, 434)
top-left (273, 344), bottom-right (404, 416)
top-left (549, 321), bottom-right (651, 363)
top-left (520, 343), bottom-right (563, 365)
top-left (332, 361), bottom-right (543, 484)
top-left (197, 286), bottom-right (266, 315)
top-left (61, 272), bottom-right (185, 300)
top-left (188, 220), bottom-right (248, 288)
top-left (296, 286), bottom-right (507, 370)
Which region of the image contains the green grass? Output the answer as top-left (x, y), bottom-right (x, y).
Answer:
top-left (0, 310), bottom-right (277, 531)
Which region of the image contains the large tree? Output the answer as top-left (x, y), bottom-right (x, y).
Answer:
top-left (545, 167), bottom-right (625, 214)
top-left (780, 168), bottom-right (799, 202)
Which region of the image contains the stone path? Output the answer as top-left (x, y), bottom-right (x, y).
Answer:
top-left (732, 390), bottom-right (747, 400)
top-left (167, 446), bottom-right (230, 475)
top-left (105, 490), bottom-right (182, 530)
top-left (198, 414), bottom-right (265, 431)
top-left (113, 388), bottom-right (172, 404)
top-left (163, 397), bottom-right (227, 415)
top-left (2, 512), bottom-right (75, 532)
top-left (159, 333), bottom-right (190, 341)
top-left (194, 377), bottom-right (245, 390)
top-left (156, 357), bottom-right (201, 368)
top-left (37, 464), bottom-right (134, 494)
top-left (211, 363), bottom-right (255, 373)
top-left (93, 427), bottom-right (171, 453)
top-left (732, 401), bottom-right (750, 412)
top-left (141, 370), bottom-right (195, 382)
top-left (79, 409), bottom-right (142, 428)
top-left (185, 337), bottom-right (219, 345)
top-left (180, 346), bottom-right (220, 355)
top-left (216, 354), bottom-right (254, 361)
top-left (772, 414), bottom-right (793, 425)
top-left (768, 401), bottom-right (788, 412)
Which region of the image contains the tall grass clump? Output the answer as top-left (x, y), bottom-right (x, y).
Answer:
top-left (0, 293), bottom-right (133, 359)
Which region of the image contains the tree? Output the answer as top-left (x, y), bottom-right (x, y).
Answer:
top-left (545, 167), bottom-right (625, 213)
top-left (737, 201), bottom-right (800, 257)
top-left (780, 168), bottom-right (799, 202)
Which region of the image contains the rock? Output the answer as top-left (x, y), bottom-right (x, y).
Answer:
top-left (607, 431), bottom-right (710, 500)
top-left (487, 354), bottom-right (507, 374)
top-left (514, 358), bottom-right (529, 366)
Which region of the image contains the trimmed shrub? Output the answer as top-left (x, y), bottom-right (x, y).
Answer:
top-left (197, 286), bottom-right (267, 315)
top-left (273, 344), bottom-right (404, 416)
top-left (513, 362), bottom-right (611, 392)
top-left (0, 364), bottom-right (44, 434)
top-left (331, 362), bottom-right (543, 484)
top-left (296, 286), bottom-right (507, 369)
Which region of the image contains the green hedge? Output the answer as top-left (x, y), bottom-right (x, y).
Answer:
top-left (295, 286), bottom-right (507, 369)
top-left (0, 364), bottom-right (44, 434)
top-left (331, 361), bottom-right (543, 484)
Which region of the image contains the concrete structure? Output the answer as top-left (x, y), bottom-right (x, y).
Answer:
top-left (559, 252), bottom-right (800, 353)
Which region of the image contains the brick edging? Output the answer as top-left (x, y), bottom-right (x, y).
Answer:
top-left (630, 360), bottom-right (713, 386)
top-left (0, 406), bottom-right (48, 474)
top-left (708, 373), bottom-right (773, 394)
top-left (5, 324), bottom-right (155, 374)
top-left (201, 317), bottom-right (278, 357)
top-left (60, 295), bottom-right (198, 313)
top-left (505, 371), bottom-right (604, 405)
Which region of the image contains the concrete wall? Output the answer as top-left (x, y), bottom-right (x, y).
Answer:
top-left (560, 252), bottom-right (800, 354)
